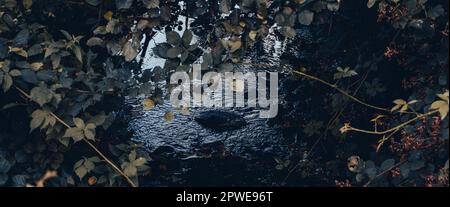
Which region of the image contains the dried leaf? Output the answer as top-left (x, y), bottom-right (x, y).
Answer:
top-left (9, 47), bottom-right (28, 58)
top-left (143, 99), bottom-right (155, 110)
top-left (104, 11), bottom-right (113, 21)
top-left (164, 111), bottom-right (174, 122)
top-left (30, 62), bottom-right (43, 71)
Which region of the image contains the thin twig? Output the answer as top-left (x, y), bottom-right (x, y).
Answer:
top-left (344, 110), bottom-right (438, 135)
top-left (293, 70), bottom-right (391, 112)
top-left (364, 160), bottom-right (407, 187)
top-left (14, 86), bottom-right (137, 187)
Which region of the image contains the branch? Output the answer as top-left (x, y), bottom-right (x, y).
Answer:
top-left (341, 110), bottom-right (438, 135)
top-left (14, 86), bottom-right (137, 187)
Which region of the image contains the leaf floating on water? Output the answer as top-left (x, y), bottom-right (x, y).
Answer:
top-left (249, 30), bottom-right (258, 41)
top-left (164, 111), bottom-right (174, 122)
top-left (9, 47), bottom-right (28, 58)
top-left (180, 106), bottom-right (190, 116)
top-left (143, 99), bottom-right (155, 110)
top-left (30, 62), bottom-right (43, 71)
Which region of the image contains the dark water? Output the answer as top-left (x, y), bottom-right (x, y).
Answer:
top-left (127, 22), bottom-right (314, 160)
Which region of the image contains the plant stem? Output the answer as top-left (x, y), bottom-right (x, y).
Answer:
top-left (346, 110), bottom-right (438, 135)
top-left (14, 86), bottom-right (137, 187)
top-left (293, 70), bottom-right (391, 112)
top-left (364, 160), bottom-right (407, 187)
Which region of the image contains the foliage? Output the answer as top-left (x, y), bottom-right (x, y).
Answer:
top-left (0, 0), bottom-right (448, 187)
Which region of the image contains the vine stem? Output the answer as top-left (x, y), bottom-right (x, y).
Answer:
top-left (14, 86), bottom-right (137, 187)
top-left (364, 159), bottom-right (407, 187)
top-left (292, 70), bottom-right (420, 115)
top-left (293, 70), bottom-right (391, 112)
top-left (344, 110), bottom-right (438, 135)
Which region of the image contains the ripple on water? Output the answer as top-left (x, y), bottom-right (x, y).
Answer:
top-left (127, 98), bottom-right (288, 158)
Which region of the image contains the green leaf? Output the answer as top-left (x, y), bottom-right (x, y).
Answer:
top-left (2, 74), bottom-right (12, 92)
top-left (23, 0), bottom-right (33, 10)
top-left (72, 45), bottom-right (83, 63)
top-left (73, 118), bottom-right (85, 129)
top-left (132, 157), bottom-right (146, 167)
top-left (166, 47), bottom-right (181, 58)
top-left (86, 37), bottom-right (104, 47)
top-left (83, 159), bottom-right (95, 171)
top-left (116, 0), bottom-right (133, 10)
top-left (63, 128), bottom-right (84, 142)
top-left (298, 10), bottom-right (314, 26)
top-left (334, 67), bottom-right (358, 80)
top-left (408, 160), bottom-right (425, 171)
top-left (84, 123), bottom-right (96, 140)
top-left (9, 69), bottom-right (21, 77)
top-left (60, 30), bottom-right (72, 40)
top-left (74, 165), bottom-right (88, 180)
top-left (85, 0), bottom-right (101, 6)
top-left (182, 30), bottom-right (193, 47)
top-left (128, 150), bottom-right (137, 161)
top-left (166, 31), bottom-right (181, 45)
top-left (74, 159), bottom-right (84, 169)
top-left (30, 110), bottom-right (46, 132)
top-left (123, 163), bottom-right (137, 177)
top-left (30, 84), bottom-right (53, 106)
top-left (380, 159), bottom-right (395, 171)
top-left (367, 0), bottom-right (377, 8)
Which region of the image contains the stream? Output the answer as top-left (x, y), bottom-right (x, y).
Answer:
top-left (124, 20), bottom-right (315, 185)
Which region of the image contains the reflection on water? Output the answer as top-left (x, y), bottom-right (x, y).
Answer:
top-left (128, 18), bottom-right (313, 158)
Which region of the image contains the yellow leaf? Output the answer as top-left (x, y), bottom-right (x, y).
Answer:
top-left (9, 47), bottom-right (28, 58)
top-left (249, 30), bottom-right (258, 41)
top-left (393, 99), bottom-right (407, 105)
top-left (391, 99), bottom-right (407, 112)
top-left (30, 62), bottom-right (44, 71)
top-left (23, 0), bottom-right (33, 10)
top-left (164, 111), bottom-right (174, 122)
top-left (431, 100), bottom-right (449, 120)
top-left (104, 11), bottom-right (113, 21)
top-left (143, 99), bottom-right (155, 110)
top-left (35, 170), bottom-right (58, 187)
top-left (400, 104), bottom-right (408, 113)
top-left (226, 39), bottom-right (242, 53)
top-left (437, 91), bottom-right (449, 103)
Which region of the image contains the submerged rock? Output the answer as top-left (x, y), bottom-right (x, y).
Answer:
top-left (194, 110), bottom-right (247, 131)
